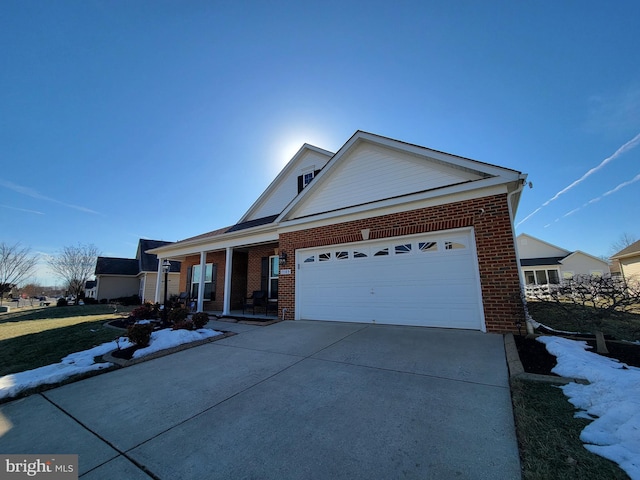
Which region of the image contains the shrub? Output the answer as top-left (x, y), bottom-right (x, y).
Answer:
top-left (168, 307), bottom-right (189, 324)
top-left (112, 294), bottom-right (141, 306)
top-left (192, 312), bottom-right (209, 329)
top-left (127, 323), bottom-right (154, 347)
top-left (130, 303), bottom-right (159, 321)
top-left (172, 320), bottom-right (194, 331)
top-left (56, 297), bottom-right (68, 307)
top-left (83, 297), bottom-right (98, 305)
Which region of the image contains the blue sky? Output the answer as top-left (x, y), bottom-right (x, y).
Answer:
top-left (2, 1), bottom-right (639, 286)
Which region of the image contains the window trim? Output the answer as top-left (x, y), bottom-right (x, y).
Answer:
top-left (191, 263), bottom-right (215, 301)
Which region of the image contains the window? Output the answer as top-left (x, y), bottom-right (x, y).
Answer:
top-left (395, 244), bottom-right (412, 254)
top-left (374, 247), bottom-right (389, 256)
top-left (303, 255), bottom-right (315, 263)
top-left (191, 263), bottom-right (214, 300)
top-left (524, 269), bottom-right (560, 285)
top-left (336, 251), bottom-right (349, 260)
top-left (353, 250), bottom-right (368, 258)
top-left (318, 252), bottom-right (331, 261)
top-left (524, 270), bottom-right (535, 285)
top-left (445, 241), bottom-right (465, 250)
top-left (419, 241), bottom-right (437, 252)
top-left (303, 171), bottom-right (314, 187)
top-left (269, 255), bottom-right (279, 298)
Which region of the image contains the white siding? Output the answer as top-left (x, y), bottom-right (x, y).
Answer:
top-left (620, 257), bottom-right (640, 283)
top-left (560, 253), bottom-right (610, 277)
top-left (245, 150), bottom-right (332, 221)
top-left (517, 235), bottom-right (569, 259)
top-left (291, 143), bottom-right (483, 219)
top-left (142, 272), bottom-right (181, 303)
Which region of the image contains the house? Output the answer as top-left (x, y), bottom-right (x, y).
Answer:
top-left (95, 239), bottom-right (181, 303)
top-left (84, 280), bottom-right (97, 299)
top-left (611, 239), bottom-right (640, 286)
top-left (148, 131), bottom-right (529, 333)
top-left (516, 233), bottom-right (610, 289)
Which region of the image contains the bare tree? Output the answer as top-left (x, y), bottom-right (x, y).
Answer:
top-left (530, 273), bottom-right (640, 334)
top-left (47, 243), bottom-right (100, 303)
top-left (609, 232), bottom-right (638, 257)
top-left (0, 242), bottom-right (39, 305)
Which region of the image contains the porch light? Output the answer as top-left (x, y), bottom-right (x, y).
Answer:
top-left (279, 251), bottom-right (288, 266)
top-left (162, 259), bottom-right (171, 325)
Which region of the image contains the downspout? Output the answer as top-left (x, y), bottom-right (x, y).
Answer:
top-left (507, 177), bottom-right (534, 335)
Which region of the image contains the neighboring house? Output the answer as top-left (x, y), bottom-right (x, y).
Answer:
top-left (84, 280), bottom-right (97, 299)
top-left (149, 131), bottom-right (529, 333)
top-left (95, 239), bottom-right (181, 302)
top-left (611, 239), bottom-right (640, 286)
top-left (516, 233), bottom-right (610, 289)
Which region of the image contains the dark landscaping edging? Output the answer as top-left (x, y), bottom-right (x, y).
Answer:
top-left (102, 331), bottom-right (236, 367)
top-left (504, 333), bottom-right (588, 385)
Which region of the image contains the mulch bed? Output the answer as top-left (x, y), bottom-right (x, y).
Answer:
top-left (110, 345), bottom-right (139, 360)
top-left (514, 335), bottom-right (640, 376)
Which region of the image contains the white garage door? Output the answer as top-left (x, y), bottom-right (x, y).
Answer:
top-left (296, 230), bottom-right (484, 330)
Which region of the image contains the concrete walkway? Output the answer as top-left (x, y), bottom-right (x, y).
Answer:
top-left (0, 320), bottom-right (521, 479)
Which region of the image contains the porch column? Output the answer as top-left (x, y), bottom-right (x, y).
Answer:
top-left (154, 258), bottom-right (163, 303)
top-left (223, 247), bottom-right (233, 315)
top-left (197, 251), bottom-right (206, 312)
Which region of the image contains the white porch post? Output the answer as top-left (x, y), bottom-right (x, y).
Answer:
top-left (154, 258), bottom-right (163, 303)
top-left (197, 251), bottom-right (206, 312)
top-left (223, 247), bottom-right (233, 315)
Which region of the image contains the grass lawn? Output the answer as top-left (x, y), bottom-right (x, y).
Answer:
top-left (511, 379), bottom-right (629, 479)
top-left (0, 305), bottom-right (133, 377)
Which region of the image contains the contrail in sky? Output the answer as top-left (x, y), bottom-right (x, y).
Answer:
top-left (0, 178), bottom-right (99, 214)
top-left (516, 131), bottom-right (640, 227)
top-left (544, 172), bottom-right (640, 228)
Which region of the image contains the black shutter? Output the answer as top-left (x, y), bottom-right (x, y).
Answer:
top-left (186, 266), bottom-right (192, 299)
top-left (261, 257), bottom-right (268, 292)
top-left (297, 175), bottom-right (303, 193)
top-left (211, 264), bottom-right (217, 301)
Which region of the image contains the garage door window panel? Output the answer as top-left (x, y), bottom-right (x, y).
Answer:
top-left (374, 247), bottom-right (389, 256)
top-left (394, 244), bottom-right (412, 255)
top-left (419, 241), bottom-right (438, 253)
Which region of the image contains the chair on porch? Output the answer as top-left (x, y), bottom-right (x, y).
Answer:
top-left (242, 290), bottom-right (267, 315)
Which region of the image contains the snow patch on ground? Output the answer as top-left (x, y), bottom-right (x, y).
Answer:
top-left (538, 336), bottom-right (640, 479)
top-left (0, 328), bottom-right (222, 401)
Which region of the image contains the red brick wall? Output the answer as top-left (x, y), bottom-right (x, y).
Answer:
top-left (246, 243), bottom-right (279, 294)
top-left (180, 251), bottom-right (226, 311)
top-left (279, 193), bottom-right (525, 333)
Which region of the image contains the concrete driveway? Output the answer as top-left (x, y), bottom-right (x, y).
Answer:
top-left (0, 320), bottom-right (520, 479)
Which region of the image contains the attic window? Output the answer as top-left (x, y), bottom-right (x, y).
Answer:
top-left (303, 171), bottom-right (314, 187)
top-left (297, 167), bottom-right (319, 193)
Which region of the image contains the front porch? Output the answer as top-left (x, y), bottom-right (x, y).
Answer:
top-left (202, 309), bottom-right (280, 324)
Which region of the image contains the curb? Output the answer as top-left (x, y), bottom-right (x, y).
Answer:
top-left (504, 333), bottom-right (589, 385)
top-left (103, 330), bottom-right (236, 367)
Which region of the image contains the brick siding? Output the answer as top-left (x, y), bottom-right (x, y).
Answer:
top-left (279, 193), bottom-right (525, 333)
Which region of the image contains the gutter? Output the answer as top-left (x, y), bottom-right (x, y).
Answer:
top-left (507, 176), bottom-right (534, 335)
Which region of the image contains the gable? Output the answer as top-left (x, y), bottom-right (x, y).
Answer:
top-left (242, 146), bottom-right (333, 222)
top-left (560, 251), bottom-right (609, 273)
top-left (285, 140), bottom-right (489, 220)
top-left (517, 234), bottom-right (569, 259)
